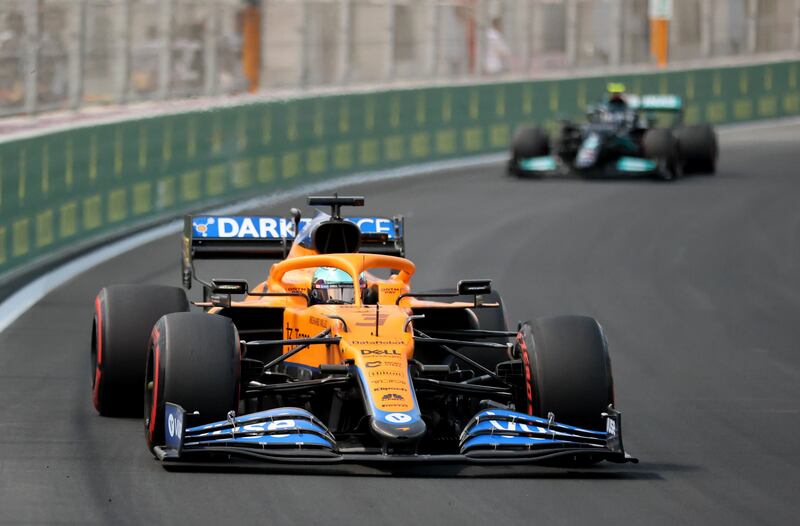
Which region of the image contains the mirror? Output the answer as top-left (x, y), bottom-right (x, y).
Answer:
top-left (211, 279), bottom-right (249, 295)
top-left (457, 279), bottom-right (492, 296)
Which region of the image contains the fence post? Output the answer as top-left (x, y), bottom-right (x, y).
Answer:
top-left (114, 0), bottom-right (131, 104)
top-left (425, 1), bottom-right (439, 78)
top-left (530, 0), bottom-right (544, 64)
top-left (23, 0), bottom-right (39, 115)
top-left (385, 0), bottom-right (396, 81)
top-left (700, 0), bottom-right (713, 57)
top-left (68, 0), bottom-right (86, 110)
top-left (518, 0), bottom-right (532, 73)
top-left (241, 1), bottom-right (260, 92)
top-left (475, 0), bottom-right (487, 75)
top-left (204, 0), bottom-right (220, 96)
top-left (337, 0), bottom-right (352, 85)
top-left (794, 0), bottom-right (800, 50)
top-left (610, 0), bottom-right (623, 66)
top-left (745, 0), bottom-right (757, 53)
top-left (565, 0), bottom-right (578, 67)
top-left (299, 0), bottom-right (310, 87)
top-left (158, 0), bottom-right (175, 99)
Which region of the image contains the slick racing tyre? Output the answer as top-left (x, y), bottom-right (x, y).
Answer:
top-left (145, 313), bottom-right (240, 452)
top-left (643, 128), bottom-right (681, 181)
top-left (92, 285), bottom-right (189, 416)
top-left (509, 126), bottom-right (550, 175)
top-left (515, 316), bottom-right (614, 431)
top-left (676, 124), bottom-right (717, 174)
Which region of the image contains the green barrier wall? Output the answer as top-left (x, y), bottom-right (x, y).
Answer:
top-left (1, 60), bottom-right (798, 279)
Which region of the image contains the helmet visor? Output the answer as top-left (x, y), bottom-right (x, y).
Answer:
top-left (314, 282), bottom-right (356, 304)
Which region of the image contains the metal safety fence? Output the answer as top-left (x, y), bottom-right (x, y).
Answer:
top-left (1, 58), bottom-right (798, 282)
top-left (1, 0), bottom-right (799, 117)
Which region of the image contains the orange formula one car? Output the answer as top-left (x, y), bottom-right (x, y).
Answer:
top-left (90, 196), bottom-right (636, 467)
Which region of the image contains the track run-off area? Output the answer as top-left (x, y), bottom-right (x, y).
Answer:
top-left (1, 120), bottom-right (799, 525)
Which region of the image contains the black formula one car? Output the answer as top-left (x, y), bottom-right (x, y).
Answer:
top-left (90, 196), bottom-right (636, 469)
top-left (509, 86), bottom-right (718, 181)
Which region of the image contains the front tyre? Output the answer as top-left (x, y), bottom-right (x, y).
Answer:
top-left (676, 124), bottom-right (718, 174)
top-left (643, 128), bottom-right (681, 181)
top-left (516, 316), bottom-right (614, 431)
top-left (509, 126), bottom-right (550, 175)
top-left (144, 313), bottom-right (241, 452)
top-left (92, 285), bottom-right (189, 416)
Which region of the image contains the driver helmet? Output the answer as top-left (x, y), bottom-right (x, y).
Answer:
top-left (606, 82), bottom-right (628, 111)
top-left (311, 267), bottom-right (366, 304)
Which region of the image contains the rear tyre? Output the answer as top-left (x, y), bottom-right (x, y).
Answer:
top-left (91, 285), bottom-right (189, 416)
top-left (676, 124), bottom-right (717, 174)
top-left (144, 312), bottom-right (241, 452)
top-left (643, 128), bottom-right (681, 181)
top-left (509, 126), bottom-right (550, 175)
top-left (516, 315), bottom-right (613, 431)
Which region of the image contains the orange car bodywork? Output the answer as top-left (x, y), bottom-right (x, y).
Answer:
top-left (205, 241), bottom-right (469, 420)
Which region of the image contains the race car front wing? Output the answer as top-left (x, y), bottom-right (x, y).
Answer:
top-left (154, 403), bottom-right (637, 466)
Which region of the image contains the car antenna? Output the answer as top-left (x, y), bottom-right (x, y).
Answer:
top-left (375, 299), bottom-right (380, 337)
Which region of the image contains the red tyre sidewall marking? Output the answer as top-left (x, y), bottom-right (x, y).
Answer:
top-left (148, 327), bottom-right (161, 441)
top-left (518, 331), bottom-right (534, 416)
top-left (92, 295), bottom-right (103, 410)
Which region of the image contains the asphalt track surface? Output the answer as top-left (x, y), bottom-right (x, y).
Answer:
top-left (2, 121), bottom-right (800, 525)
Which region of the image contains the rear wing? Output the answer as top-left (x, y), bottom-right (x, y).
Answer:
top-left (627, 94), bottom-right (683, 112)
top-left (182, 215), bottom-right (405, 289)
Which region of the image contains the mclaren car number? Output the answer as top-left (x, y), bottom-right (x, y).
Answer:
top-left (191, 216), bottom-right (396, 240)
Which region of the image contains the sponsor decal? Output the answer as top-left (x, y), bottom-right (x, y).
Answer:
top-left (350, 340), bottom-right (406, 345)
top-left (354, 313), bottom-right (391, 327)
top-left (385, 413), bottom-right (413, 424)
top-left (309, 316), bottom-right (328, 328)
top-left (607, 417), bottom-right (616, 436)
top-left (284, 326), bottom-right (311, 340)
top-left (191, 216), bottom-right (395, 240)
top-left (167, 412), bottom-right (182, 438)
top-left (488, 420), bottom-right (547, 434)
top-left (365, 361), bottom-right (381, 368)
top-left (267, 419), bottom-right (295, 438)
top-left (369, 379), bottom-right (408, 386)
top-left (381, 393), bottom-right (404, 401)
top-left (361, 349), bottom-right (401, 356)
top-left (367, 370), bottom-right (404, 378)
top-left (192, 217), bottom-right (215, 238)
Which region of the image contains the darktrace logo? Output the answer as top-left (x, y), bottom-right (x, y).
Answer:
top-left (381, 393), bottom-right (404, 401)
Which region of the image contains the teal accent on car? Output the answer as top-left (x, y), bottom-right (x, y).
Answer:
top-left (628, 94), bottom-right (683, 111)
top-left (519, 156), bottom-right (558, 171)
top-left (617, 157), bottom-right (658, 172)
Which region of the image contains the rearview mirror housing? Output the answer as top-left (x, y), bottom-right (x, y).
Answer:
top-left (211, 279), bottom-right (249, 295)
top-left (457, 279), bottom-right (492, 296)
